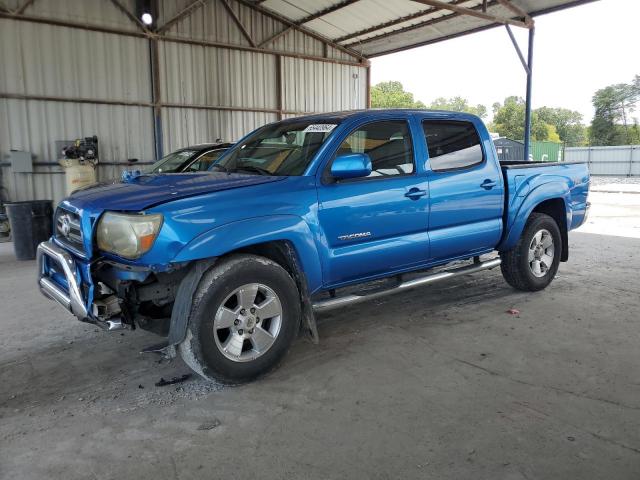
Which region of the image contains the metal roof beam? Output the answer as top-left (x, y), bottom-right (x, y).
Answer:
top-left (497, 0), bottom-right (533, 27)
top-left (109, 0), bottom-right (150, 32)
top-left (257, 26), bottom-right (291, 47)
top-left (343, 1), bottom-right (500, 48)
top-left (0, 11), bottom-right (365, 66)
top-left (505, 24), bottom-right (530, 74)
top-left (220, 0), bottom-right (257, 47)
top-left (334, 0), bottom-right (468, 44)
top-left (235, 0), bottom-right (367, 61)
top-left (13, 0), bottom-right (36, 15)
top-left (157, 0), bottom-right (208, 34)
top-left (410, 0), bottom-right (530, 28)
top-left (258, 0), bottom-right (361, 48)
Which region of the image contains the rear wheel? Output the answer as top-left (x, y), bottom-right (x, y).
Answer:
top-left (178, 255), bottom-right (301, 384)
top-left (500, 212), bottom-right (562, 291)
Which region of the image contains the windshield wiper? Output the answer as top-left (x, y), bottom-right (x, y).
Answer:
top-left (234, 165), bottom-right (273, 176)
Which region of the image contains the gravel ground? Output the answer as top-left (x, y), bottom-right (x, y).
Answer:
top-left (590, 175), bottom-right (640, 186)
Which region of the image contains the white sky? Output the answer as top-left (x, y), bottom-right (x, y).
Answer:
top-left (370, 0), bottom-right (640, 123)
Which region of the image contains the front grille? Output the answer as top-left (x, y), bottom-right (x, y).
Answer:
top-left (55, 208), bottom-right (84, 253)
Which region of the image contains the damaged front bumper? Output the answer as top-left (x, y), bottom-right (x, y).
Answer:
top-left (37, 240), bottom-right (124, 330)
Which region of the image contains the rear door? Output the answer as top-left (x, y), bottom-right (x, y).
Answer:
top-left (422, 119), bottom-right (504, 261)
top-left (317, 118), bottom-right (430, 286)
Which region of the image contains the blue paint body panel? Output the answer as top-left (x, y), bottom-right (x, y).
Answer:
top-left (44, 110), bottom-right (590, 314)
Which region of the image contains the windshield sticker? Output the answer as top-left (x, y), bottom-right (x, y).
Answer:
top-left (303, 124), bottom-right (337, 133)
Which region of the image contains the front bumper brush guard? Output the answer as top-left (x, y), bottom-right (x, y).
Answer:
top-left (37, 240), bottom-right (88, 320)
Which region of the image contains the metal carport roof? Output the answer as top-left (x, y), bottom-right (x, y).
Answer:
top-left (241, 0), bottom-right (597, 160)
top-left (243, 0), bottom-right (597, 58)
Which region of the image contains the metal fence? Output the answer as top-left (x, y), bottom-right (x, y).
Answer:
top-left (564, 145), bottom-right (640, 176)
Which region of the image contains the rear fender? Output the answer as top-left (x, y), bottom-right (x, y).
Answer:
top-left (498, 182), bottom-right (571, 252)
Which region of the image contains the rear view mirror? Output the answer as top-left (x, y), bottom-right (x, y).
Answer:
top-left (331, 153), bottom-right (372, 179)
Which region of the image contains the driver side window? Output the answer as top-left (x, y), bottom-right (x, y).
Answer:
top-left (336, 120), bottom-right (414, 178)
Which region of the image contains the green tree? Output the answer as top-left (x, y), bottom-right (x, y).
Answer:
top-left (536, 106), bottom-right (586, 146)
top-left (428, 96), bottom-right (487, 118)
top-left (490, 96), bottom-right (548, 141)
top-left (370, 81), bottom-right (426, 109)
top-left (590, 76), bottom-right (640, 145)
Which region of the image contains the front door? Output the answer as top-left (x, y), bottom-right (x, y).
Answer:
top-left (317, 119), bottom-right (430, 287)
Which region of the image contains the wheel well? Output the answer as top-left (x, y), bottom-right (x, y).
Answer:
top-left (234, 241), bottom-right (297, 278)
top-left (227, 241), bottom-right (319, 341)
top-left (532, 198), bottom-right (568, 261)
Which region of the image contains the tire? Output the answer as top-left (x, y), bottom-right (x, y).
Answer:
top-left (500, 212), bottom-right (562, 292)
top-left (178, 254), bottom-right (301, 384)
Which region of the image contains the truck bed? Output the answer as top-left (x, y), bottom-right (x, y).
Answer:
top-left (500, 160), bottom-right (590, 249)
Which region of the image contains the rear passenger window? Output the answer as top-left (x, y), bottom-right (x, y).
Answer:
top-left (423, 121), bottom-right (483, 171)
top-left (335, 120), bottom-right (414, 178)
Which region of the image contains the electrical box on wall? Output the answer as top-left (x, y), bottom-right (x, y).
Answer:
top-left (9, 150), bottom-right (32, 173)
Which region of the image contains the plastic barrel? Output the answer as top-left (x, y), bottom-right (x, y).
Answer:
top-left (5, 200), bottom-right (54, 260)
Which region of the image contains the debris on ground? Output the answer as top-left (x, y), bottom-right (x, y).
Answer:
top-left (197, 418), bottom-right (222, 431)
top-left (506, 308), bottom-right (520, 315)
top-left (155, 374), bottom-right (192, 387)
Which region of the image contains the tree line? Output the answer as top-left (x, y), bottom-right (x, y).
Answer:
top-left (370, 77), bottom-right (640, 147)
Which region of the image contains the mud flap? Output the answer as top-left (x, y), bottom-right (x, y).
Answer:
top-left (282, 243), bottom-right (319, 344)
top-left (166, 259), bottom-right (217, 347)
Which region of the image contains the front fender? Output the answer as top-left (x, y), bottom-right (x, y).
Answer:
top-left (498, 181), bottom-right (571, 252)
top-left (171, 215), bottom-right (324, 293)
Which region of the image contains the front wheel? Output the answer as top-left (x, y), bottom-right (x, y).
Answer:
top-left (500, 212), bottom-right (562, 291)
top-left (178, 254), bottom-right (301, 384)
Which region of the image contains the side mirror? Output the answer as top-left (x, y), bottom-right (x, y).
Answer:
top-left (331, 153), bottom-right (372, 180)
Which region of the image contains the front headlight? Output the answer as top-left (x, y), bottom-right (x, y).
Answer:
top-left (96, 212), bottom-right (163, 259)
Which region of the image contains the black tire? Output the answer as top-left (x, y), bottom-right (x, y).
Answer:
top-left (500, 212), bottom-right (562, 292)
top-left (178, 254), bottom-right (301, 384)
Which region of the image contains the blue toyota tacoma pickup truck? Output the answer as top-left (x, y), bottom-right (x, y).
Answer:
top-left (37, 110), bottom-right (590, 383)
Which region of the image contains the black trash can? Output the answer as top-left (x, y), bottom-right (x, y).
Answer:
top-left (5, 200), bottom-right (54, 260)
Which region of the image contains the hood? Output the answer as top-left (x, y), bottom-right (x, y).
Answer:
top-left (65, 172), bottom-right (286, 211)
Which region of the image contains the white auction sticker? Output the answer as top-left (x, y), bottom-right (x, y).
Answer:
top-left (303, 124), bottom-right (337, 133)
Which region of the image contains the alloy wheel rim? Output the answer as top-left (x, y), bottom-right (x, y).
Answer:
top-left (213, 283), bottom-right (282, 362)
top-left (528, 228), bottom-right (554, 278)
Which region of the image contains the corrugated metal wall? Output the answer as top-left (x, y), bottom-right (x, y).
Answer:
top-left (0, 0), bottom-right (367, 205)
top-left (564, 146), bottom-right (640, 176)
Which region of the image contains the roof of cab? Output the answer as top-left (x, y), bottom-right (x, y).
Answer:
top-left (279, 109), bottom-right (482, 124)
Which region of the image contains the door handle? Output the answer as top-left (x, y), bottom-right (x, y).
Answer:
top-left (405, 188), bottom-right (427, 200)
top-left (480, 179), bottom-right (497, 190)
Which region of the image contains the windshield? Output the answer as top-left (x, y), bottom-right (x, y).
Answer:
top-left (215, 120), bottom-right (339, 176)
top-left (147, 149), bottom-right (197, 173)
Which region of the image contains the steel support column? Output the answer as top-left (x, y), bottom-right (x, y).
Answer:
top-left (149, 38), bottom-right (163, 161)
top-left (523, 26), bottom-right (534, 161)
top-left (275, 55), bottom-right (283, 120)
top-left (366, 65), bottom-right (371, 108)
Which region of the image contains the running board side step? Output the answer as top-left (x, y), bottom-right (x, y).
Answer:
top-left (312, 257), bottom-right (502, 313)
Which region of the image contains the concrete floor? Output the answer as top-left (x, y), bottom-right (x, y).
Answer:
top-left (1, 190), bottom-right (640, 479)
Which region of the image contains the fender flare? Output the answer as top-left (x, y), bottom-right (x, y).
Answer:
top-left (497, 181), bottom-right (571, 253)
top-left (171, 214), bottom-right (323, 291)
top-left (163, 215), bottom-right (323, 348)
